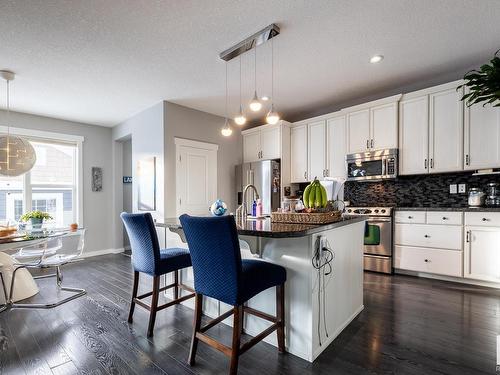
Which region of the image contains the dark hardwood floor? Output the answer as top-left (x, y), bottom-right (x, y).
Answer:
top-left (1, 254), bottom-right (499, 374)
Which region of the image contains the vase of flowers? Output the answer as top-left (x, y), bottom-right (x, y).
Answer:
top-left (20, 210), bottom-right (53, 231)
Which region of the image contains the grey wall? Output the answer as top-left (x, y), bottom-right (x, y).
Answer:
top-left (0, 109), bottom-right (114, 254)
top-left (163, 102), bottom-right (243, 217)
top-left (122, 139), bottom-right (132, 248)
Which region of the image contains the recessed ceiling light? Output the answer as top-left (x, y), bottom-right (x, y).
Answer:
top-left (261, 96), bottom-right (270, 101)
top-left (370, 55), bottom-right (384, 64)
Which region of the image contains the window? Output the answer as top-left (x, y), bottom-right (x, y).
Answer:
top-left (0, 134), bottom-right (81, 227)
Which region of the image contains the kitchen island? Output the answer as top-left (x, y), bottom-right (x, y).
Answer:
top-left (158, 215), bottom-right (365, 362)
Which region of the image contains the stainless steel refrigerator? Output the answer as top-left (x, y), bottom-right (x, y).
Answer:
top-left (235, 160), bottom-right (280, 216)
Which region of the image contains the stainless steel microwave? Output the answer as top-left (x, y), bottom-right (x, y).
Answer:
top-left (346, 148), bottom-right (398, 182)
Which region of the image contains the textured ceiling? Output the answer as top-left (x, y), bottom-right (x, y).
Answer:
top-left (1, 0), bottom-right (500, 127)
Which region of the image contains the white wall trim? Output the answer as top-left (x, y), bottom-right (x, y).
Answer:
top-left (395, 269), bottom-right (500, 289)
top-left (0, 125), bottom-right (85, 143)
top-left (174, 137), bottom-right (219, 151)
top-left (80, 248), bottom-right (125, 259)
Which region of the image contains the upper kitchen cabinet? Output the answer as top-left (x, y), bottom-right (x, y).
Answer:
top-left (464, 94), bottom-right (500, 170)
top-left (307, 120), bottom-right (326, 180)
top-left (399, 81), bottom-right (463, 175)
top-left (429, 87), bottom-right (463, 173)
top-left (290, 124), bottom-right (308, 183)
top-left (345, 95), bottom-right (401, 153)
top-left (242, 121), bottom-right (290, 163)
top-left (327, 115), bottom-right (347, 178)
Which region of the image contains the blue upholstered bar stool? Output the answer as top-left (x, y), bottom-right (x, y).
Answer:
top-left (121, 212), bottom-right (195, 337)
top-left (179, 214), bottom-right (286, 375)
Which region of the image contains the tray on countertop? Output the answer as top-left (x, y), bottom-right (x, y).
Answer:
top-left (271, 210), bottom-right (342, 224)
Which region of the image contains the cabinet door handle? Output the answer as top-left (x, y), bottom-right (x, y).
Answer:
top-left (408, 216), bottom-right (413, 219)
top-left (442, 217), bottom-right (448, 220)
top-left (366, 139), bottom-right (370, 149)
top-left (424, 159), bottom-right (428, 169)
top-left (466, 231), bottom-right (471, 243)
top-left (371, 139), bottom-right (374, 148)
top-left (424, 259), bottom-right (429, 263)
top-left (430, 158), bottom-right (434, 169)
top-left (304, 171), bottom-right (307, 180)
top-left (326, 169), bottom-right (329, 176)
top-left (322, 169), bottom-right (325, 177)
top-left (482, 217), bottom-right (490, 222)
top-left (424, 234), bottom-right (430, 238)
top-left (465, 154), bottom-right (470, 166)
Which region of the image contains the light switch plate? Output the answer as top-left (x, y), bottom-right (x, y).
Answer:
top-left (458, 183), bottom-right (467, 193)
top-left (449, 184), bottom-right (457, 194)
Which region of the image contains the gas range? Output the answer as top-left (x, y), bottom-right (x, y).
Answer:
top-left (345, 207), bottom-right (393, 217)
top-left (345, 206), bottom-right (393, 274)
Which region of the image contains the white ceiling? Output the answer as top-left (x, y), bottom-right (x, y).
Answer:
top-left (1, 0), bottom-right (500, 127)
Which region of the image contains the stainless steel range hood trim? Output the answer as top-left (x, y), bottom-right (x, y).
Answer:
top-left (219, 24), bottom-right (280, 61)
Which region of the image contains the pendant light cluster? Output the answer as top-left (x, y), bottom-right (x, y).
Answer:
top-left (0, 71), bottom-right (36, 176)
top-left (219, 24), bottom-right (281, 136)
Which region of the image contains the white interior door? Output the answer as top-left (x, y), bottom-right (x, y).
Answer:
top-left (176, 139), bottom-right (217, 216)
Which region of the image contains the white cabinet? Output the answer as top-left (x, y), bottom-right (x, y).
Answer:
top-left (464, 227), bottom-right (500, 282)
top-left (370, 102), bottom-right (398, 150)
top-left (260, 126), bottom-right (281, 160)
top-left (395, 223), bottom-right (462, 250)
top-left (399, 81), bottom-right (463, 175)
top-left (464, 99), bottom-right (500, 170)
top-left (346, 97), bottom-right (399, 154)
top-left (395, 246), bottom-right (462, 277)
top-left (307, 121), bottom-right (326, 180)
top-left (429, 88), bottom-right (463, 173)
top-left (326, 115), bottom-right (346, 178)
top-left (242, 123), bottom-right (283, 163)
top-left (243, 130), bottom-right (261, 162)
top-left (290, 125), bottom-right (308, 182)
top-left (346, 109), bottom-right (370, 153)
top-left (399, 96), bottom-right (429, 175)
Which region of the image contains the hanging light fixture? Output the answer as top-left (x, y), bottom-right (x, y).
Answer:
top-left (0, 71), bottom-right (36, 176)
top-left (221, 62), bottom-right (233, 137)
top-left (249, 46), bottom-right (262, 112)
top-left (234, 56), bottom-right (246, 126)
top-left (266, 39), bottom-right (280, 125)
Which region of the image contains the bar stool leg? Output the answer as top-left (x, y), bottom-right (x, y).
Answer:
top-left (128, 271), bottom-right (139, 323)
top-left (229, 305), bottom-right (242, 375)
top-left (189, 293), bottom-right (203, 365)
top-left (173, 270), bottom-right (179, 300)
top-left (147, 276), bottom-right (160, 337)
top-left (276, 283), bottom-right (285, 353)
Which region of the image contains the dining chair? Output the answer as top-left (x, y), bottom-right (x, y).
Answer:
top-left (0, 263), bottom-right (7, 313)
top-left (8, 229), bottom-right (87, 309)
top-left (179, 214), bottom-right (286, 375)
top-left (121, 212), bottom-right (195, 337)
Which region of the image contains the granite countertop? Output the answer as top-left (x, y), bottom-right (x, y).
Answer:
top-left (157, 216), bottom-right (366, 239)
top-left (394, 206), bottom-right (500, 212)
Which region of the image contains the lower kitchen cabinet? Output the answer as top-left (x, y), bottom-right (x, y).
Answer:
top-left (464, 227), bottom-right (500, 282)
top-left (394, 245), bottom-right (462, 277)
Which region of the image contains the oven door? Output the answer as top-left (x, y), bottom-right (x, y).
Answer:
top-left (346, 158), bottom-right (385, 181)
top-left (364, 217), bottom-right (392, 256)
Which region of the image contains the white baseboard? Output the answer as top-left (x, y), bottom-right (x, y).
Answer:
top-left (80, 248), bottom-right (125, 259)
top-left (395, 269), bottom-right (500, 289)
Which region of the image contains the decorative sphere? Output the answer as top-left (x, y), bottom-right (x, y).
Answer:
top-left (0, 135), bottom-right (37, 176)
top-left (209, 199), bottom-right (227, 216)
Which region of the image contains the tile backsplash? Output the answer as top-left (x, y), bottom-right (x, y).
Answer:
top-left (344, 172), bottom-right (500, 207)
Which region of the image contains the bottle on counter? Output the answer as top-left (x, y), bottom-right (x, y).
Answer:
top-left (252, 200), bottom-right (257, 216)
top-left (256, 199), bottom-right (263, 217)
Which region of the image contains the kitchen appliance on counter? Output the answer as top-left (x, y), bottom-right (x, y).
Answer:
top-left (236, 160), bottom-right (280, 216)
top-left (344, 206), bottom-right (393, 274)
top-left (485, 183), bottom-right (500, 207)
top-left (346, 148), bottom-right (398, 182)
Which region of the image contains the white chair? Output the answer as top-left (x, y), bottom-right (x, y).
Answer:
top-left (7, 229), bottom-right (86, 309)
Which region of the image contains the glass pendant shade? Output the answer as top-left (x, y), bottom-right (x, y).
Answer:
top-left (221, 119), bottom-right (232, 137)
top-left (266, 104), bottom-right (280, 125)
top-left (234, 105), bottom-right (246, 125)
top-left (249, 91), bottom-right (262, 112)
top-left (0, 134), bottom-right (37, 176)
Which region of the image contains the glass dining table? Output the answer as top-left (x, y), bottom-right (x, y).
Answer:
top-left (0, 227), bottom-right (81, 307)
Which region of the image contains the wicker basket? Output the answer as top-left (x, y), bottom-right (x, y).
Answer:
top-left (271, 210), bottom-right (342, 224)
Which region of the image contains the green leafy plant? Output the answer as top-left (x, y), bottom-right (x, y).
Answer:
top-left (20, 210), bottom-right (53, 222)
top-left (458, 49), bottom-right (500, 107)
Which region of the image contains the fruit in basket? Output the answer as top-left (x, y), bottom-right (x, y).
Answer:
top-left (303, 178), bottom-right (328, 209)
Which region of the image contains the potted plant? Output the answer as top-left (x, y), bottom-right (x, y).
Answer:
top-left (458, 49), bottom-right (500, 107)
top-left (20, 210), bottom-right (53, 228)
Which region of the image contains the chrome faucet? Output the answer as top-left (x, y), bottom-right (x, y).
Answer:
top-left (236, 184), bottom-right (260, 219)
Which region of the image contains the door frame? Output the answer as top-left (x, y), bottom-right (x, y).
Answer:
top-left (174, 138), bottom-right (219, 217)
